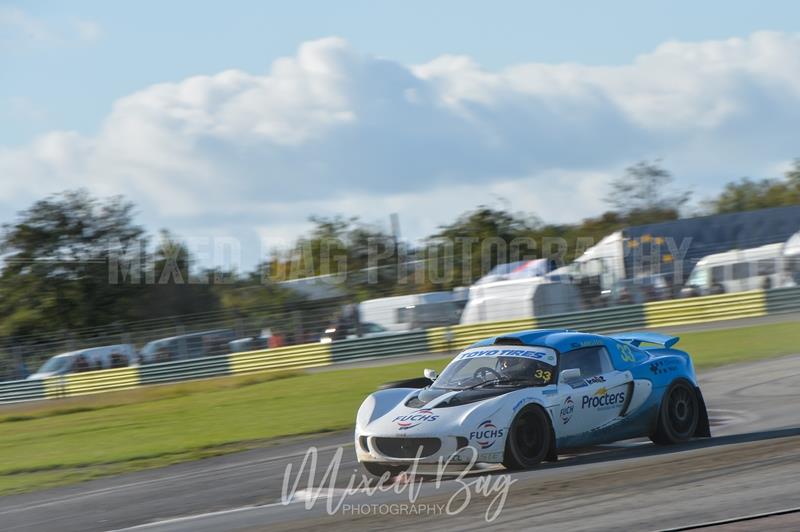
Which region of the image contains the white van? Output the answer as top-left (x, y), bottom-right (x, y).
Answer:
top-left (459, 277), bottom-right (581, 324)
top-left (682, 243), bottom-right (788, 296)
top-left (358, 292), bottom-right (464, 332)
top-left (27, 344), bottom-right (137, 380)
top-left (784, 231), bottom-right (800, 286)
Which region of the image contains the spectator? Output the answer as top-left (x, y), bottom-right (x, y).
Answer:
top-left (74, 355), bottom-right (90, 372)
top-left (268, 332), bottom-right (286, 348)
top-left (110, 352), bottom-right (127, 369)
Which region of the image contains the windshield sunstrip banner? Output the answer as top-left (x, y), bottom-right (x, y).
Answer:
top-left (455, 346), bottom-right (557, 366)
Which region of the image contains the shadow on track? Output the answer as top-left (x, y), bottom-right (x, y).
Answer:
top-left (501, 426), bottom-right (800, 477)
top-left (387, 426), bottom-right (800, 485)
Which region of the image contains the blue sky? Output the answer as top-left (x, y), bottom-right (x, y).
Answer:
top-left (2, 1), bottom-right (800, 269)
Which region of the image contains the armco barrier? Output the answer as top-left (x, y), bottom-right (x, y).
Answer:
top-left (536, 304), bottom-right (647, 333)
top-left (228, 343), bottom-right (332, 375)
top-left (0, 378), bottom-right (45, 403)
top-left (765, 286), bottom-right (800, 315)
top-left (330, 330), bottom-right (429, 363)
top-left (644, 290), bottom-right (767, 328)
top-left (427, 317), bottom-right (537, 353)
top-left (42, 367), bottom-right (140, 399)
top-left (139, 355), bottom-right (231, 386)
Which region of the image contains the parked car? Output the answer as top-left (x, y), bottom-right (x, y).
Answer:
top-left (27, 344), bottom-right (137, 380)
top-left (139, 329), bottom-right (235, 364)
top-left (319, 322), bottom-right (390, 343)
top-left (228, 336), bottom-right (269, 353)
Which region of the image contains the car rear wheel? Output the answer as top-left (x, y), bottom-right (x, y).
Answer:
top-left (651, 379), bottom-right (700, 444)
top-left (502, 405), bottom-right (552, 470)
top-left (361, 462), bottom-right (409, 478)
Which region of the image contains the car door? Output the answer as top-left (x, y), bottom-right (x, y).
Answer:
top-left (555, 346), bottom-right (632, 439)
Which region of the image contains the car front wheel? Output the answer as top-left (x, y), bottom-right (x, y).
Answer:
top-left (502, 405), bottom-right (552, 470)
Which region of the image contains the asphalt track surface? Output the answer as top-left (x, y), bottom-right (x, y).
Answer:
top-left (3, 352), bottom-right (800, 531)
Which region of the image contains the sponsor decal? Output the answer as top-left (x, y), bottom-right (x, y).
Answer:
top-left (560, 396), bottom-right (575, 424)
top-left (455, 347), bottom-right (557, 366)
top-left (584, 375), bottom-right (606, 385)
top-left (392, 409), bottom-right (439, 430)
top-left (574, 339), bottom-right (604, 348)
top-left (649, 361), bottom-right (677, 375)
top-left (469, 419), bottom-right (505, 449)
top-left (512, 396), bottom-right (537, 412)
top-left (581, 387), bottom-right (626, 411)
top-left (619, 344), bottom-right (636, 363)
top-left (477, 451), bottom-right (504, 462)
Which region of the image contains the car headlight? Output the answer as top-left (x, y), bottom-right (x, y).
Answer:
top-left (356, 394), bottom-right (376, 429)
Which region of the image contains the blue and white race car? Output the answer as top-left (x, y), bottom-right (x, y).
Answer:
top-left (355, 329), bottom-right (710, 476)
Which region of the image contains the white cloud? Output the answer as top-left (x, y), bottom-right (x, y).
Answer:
top-left (2, 32), bottom-right (800, 267)
top-left (0, 6), bottom-right (52, 43)
top-left (74, 19), bottom-right (101, 42)
top-left (0, 6), bottom-right (101, 49)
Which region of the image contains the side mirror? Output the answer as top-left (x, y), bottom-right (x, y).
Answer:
top-left (423, 368), bottom-right (438, 381)
top-left (559, 368), bottom-right (581, 384)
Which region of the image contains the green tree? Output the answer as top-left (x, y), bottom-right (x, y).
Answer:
top-left (267, 216), bottom-right (400, 300)
top-left (0, 190), bottom-right (146, 337)
top-left (605, 160), bottom-right (689, 221)
top-left (709, 159), bottom-right (800, 213)
top-left (423, 206), bottom-right (541, 289)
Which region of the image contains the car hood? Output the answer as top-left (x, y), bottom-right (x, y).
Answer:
top-left (406, 386), bottom-right (520, 408)
top-left (357, 386), bottom-right (554, 437)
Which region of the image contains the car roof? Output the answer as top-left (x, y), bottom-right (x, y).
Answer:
top-left (468, 329), bottom-right (610, 353)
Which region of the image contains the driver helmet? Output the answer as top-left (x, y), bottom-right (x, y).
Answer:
top-left (496, 356), bottom-right (528, 378)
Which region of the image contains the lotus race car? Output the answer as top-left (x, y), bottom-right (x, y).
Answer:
top-left (355, 329), bottom-right (710, 476)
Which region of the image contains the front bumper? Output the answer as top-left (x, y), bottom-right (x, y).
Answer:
top-left (355, 432), bottom-right (504, 465)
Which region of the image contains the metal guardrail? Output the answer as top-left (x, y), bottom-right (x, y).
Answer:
top-left (0, 379), bottom-right (45, 403)
top-left (0, 287), bottom-right (797, 404)
top-left (330, 331), bottom-right (429, 363)
top-left (428, 317), bottom-right (536, 353)
top-left (228, 343), bottom-right (332, 375)
top-left (765, 286), bottom-right (800, 315)
top-left (139, 356), bottom-right (231, 385)
top-left (643, 290), bottom-right (767, 328)
top-left (537, 304), bottom-right (647, 333)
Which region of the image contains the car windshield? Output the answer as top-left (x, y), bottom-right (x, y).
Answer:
top-left (140, 341), bottom-right (164, 357)
top-left (433, 346), bottom-right (558, 390)
top-left (37, 355), bottom-right (73, 374)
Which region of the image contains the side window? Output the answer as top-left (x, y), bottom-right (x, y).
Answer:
top-left (757, 259), bottom-right (776, 275)
top-left (732, 262), bottom-right (751, 280)
top-left (790, 256), bottom-right (800, 273)
top-left (560, 346), bottom-right (613, 378)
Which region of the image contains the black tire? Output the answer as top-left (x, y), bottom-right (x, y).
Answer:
top-left (502, 405), bottom-right (552, 470)
top-left (361, 462), bottom-right (409, 478)
top-left (651, 379), bottom-right (700, 445)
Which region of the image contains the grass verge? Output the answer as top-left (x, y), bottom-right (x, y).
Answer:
top-left (0, 320), bottom-right (797, 495)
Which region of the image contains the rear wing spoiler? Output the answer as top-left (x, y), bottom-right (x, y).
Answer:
top-left (610, 331), bottom-right (680, 349)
